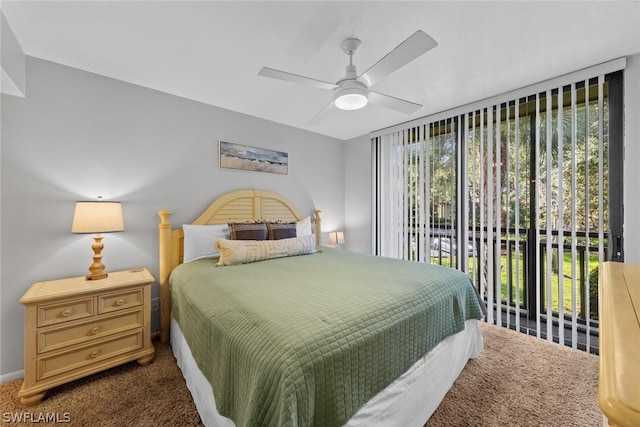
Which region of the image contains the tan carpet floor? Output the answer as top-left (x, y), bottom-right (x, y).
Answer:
top-left (0, 322), bottom-right (599, 426)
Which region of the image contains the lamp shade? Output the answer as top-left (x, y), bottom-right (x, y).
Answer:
top-left (71, 201), bottom-right (124, 234)
top-left (328, 231), bottom-right (345, 245)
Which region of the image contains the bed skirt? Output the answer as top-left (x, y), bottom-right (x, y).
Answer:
top-left (170, 318), bottom-right (483, 427)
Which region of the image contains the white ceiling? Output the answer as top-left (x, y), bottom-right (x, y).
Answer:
top-left (2, 1), bottom-right (640, 141)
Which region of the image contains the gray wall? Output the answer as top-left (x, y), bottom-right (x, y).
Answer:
top-left (623, 54), bottom-right (640, 264)
top-left (344, 53), bottom-right (640, 263)
top-left (344, 134), bottom-right (372, 254)
top-left (0, 57), bottom-right (345, 377)
top-left (1, 11), bottom-right (26, 97)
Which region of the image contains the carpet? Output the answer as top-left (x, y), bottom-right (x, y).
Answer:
top-left (427, 323), bottom-right (600, 427)
top-left (0, 322), bottom-right (599, 426)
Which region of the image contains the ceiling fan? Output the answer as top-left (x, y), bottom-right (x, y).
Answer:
top-left (258, 30), bottom-right (437, 125)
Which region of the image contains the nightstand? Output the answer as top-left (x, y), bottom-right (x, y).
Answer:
top-left (18, 268), bottom-right (155, 406)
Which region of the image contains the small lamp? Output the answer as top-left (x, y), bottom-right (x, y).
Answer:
top-left (328, 231), bottom-right (345, 247)
top-left (71, 199), bottom-right (124, 280)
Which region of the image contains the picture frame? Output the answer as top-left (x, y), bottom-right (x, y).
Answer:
top-left (219, 141), bottom-right (288, 175)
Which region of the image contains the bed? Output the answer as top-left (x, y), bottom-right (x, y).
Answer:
top-left (158, 189), bottom-right (485, 427)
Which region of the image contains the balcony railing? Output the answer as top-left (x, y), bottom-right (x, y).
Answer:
top-left (413, 227), bottom-right (604, 352)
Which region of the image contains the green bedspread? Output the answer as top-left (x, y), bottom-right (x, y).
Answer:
top-left (170, 247), bottom-right (485, 427)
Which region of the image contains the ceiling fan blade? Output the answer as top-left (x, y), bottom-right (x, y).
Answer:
top-left (357, 30), bottom-right (437, 87)
top-left (306, 101), bottom-right (335, 126)
top-left (258, 67), bottom-right (338, 91)
top-left (369, 91), bottom-right (422, 115)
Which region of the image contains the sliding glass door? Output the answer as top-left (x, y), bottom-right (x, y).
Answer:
top-left (373, 62), bottom-right (624, 352)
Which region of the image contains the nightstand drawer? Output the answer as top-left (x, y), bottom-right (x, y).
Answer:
top-left (98, 288), bottom-right (143, 314)
top-left (37, 331), bottom-right (143, 380)
top-left (37, 298), bottom-right (94, 327)
top-left (37, 309), bottom-right (144, 353)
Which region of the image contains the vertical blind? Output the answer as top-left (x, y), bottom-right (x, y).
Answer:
top-left (372, 58), bottom-right (625, 351)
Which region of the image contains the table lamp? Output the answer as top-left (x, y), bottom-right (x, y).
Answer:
top-left (71, 200), bottom-right (124, 280)
top-left (328, 231), bottom-right (345, 247)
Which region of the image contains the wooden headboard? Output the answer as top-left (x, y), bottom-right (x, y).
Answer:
top-left (157, 189), bottom-right (322, 341)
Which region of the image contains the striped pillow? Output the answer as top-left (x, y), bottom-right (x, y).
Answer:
top-left (228, 222), bottom-right (268, 240)
top-left (267, 222), bottom-right (297, 240)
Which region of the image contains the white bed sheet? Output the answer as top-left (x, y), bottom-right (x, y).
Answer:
top-left (171, 318), bottom-right (483, 427)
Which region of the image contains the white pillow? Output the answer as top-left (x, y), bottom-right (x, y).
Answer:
top-left (296, 216), bottom-right (312, 237)
top-left (182, 224), bottom-right (229, 262)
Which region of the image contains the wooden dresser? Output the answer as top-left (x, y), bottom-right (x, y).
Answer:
top-left (18, 268), bottom-right (155, 406)
top-left (598, 262), bottom-right (640, 426)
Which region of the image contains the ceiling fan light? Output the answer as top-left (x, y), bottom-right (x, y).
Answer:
top-left (334, 86), bottom-right (368, 110)
top-left (335, 93), bottom-right (368, 110)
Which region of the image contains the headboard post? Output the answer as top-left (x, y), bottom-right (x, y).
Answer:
top-left (313, 209), bottom-right (322, 247)
top-left (158, 210), bottom-right (173, 342)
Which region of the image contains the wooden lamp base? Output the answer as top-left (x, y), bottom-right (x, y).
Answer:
top-left (86, 234), bottom-right (108, 280)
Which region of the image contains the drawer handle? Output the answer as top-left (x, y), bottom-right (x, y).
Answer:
top-left (90, 350), bottom-right (100, 358)
top-left (115, 298), bottom-right (125, 306)
top-left (90, 326), bottom-right (100, 334)
top-left (61, 308), bottom-right (73, 317)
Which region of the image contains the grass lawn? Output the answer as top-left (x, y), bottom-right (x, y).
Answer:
top-left (431, 251), bottom-right (600, 316)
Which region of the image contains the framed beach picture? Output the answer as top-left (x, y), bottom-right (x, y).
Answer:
top-left (219, 141), bottom-right (288, 175)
